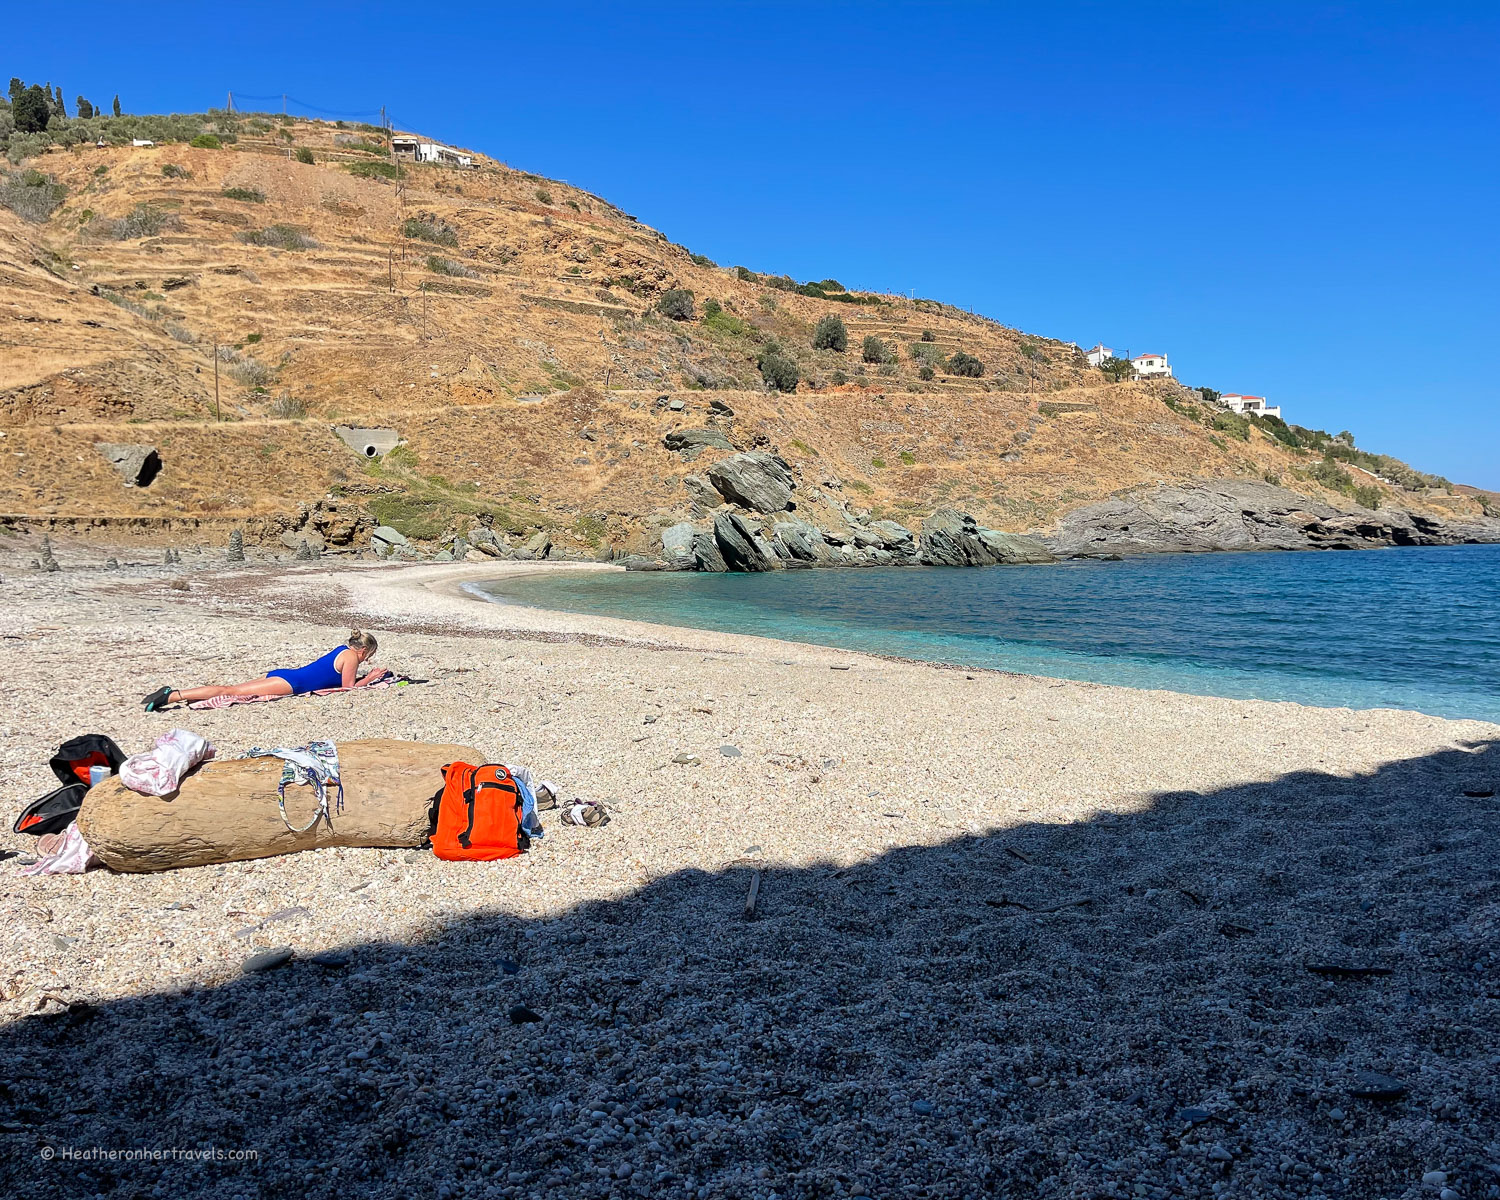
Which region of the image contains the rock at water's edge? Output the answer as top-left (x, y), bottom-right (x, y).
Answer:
top-left (708, 452), bottom-right (796, 513)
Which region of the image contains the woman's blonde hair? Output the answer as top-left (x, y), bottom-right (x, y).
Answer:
top-left (347, 629), bottom-right (379, 654)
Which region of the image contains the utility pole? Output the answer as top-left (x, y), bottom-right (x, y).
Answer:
top-left (226, 91), bottom-right (233, 113)
top-left (212, 341), bottom-right (221, 421)
top-left (388, 250), bottom-right (394, 293)
top-left (283, 93), bottom-right (287, 116)
top-left (422, 286), bottom-right (429, 341)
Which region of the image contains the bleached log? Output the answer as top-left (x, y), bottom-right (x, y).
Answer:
top-left (77, 739), bottom-right (477, 873)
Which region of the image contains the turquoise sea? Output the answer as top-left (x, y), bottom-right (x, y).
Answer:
top-left (473, 545), bottom-right (1500, 724)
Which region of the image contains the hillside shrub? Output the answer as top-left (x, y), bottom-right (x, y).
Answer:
top-left (13, 86), bottom-right (51, 133)
top-left (735, 266), bottom-right (756, 282)
top-left (689, 252), bottom-right (714, 267)
top-left (427, 255), bottom-right (479, 279)
top-left (1099, 355), bottom-right (1133, 382)
top-left (918, 364), bottom-right (935, 381)
top-left (403, 216), bottom-right (458, 246)
top-left (700, 298), bottom-right (722, 319)
top-left (221, 186), bottom-right (264, 202)
top-left (813, 314), bottom-right (848, 352)
top-left (295, 146), bottom-right (314, 164)
top-left (268, 392), bottom-right (307, 418)
top-left (345, 160), bottom-right (401, 180)
top-left (1352, 485), bottom-right (1381, 510)
top-left (921, 328), bottom-right (936, 342)
top-left (909, 341), bottom-right (943, 364)
top-left (238, 224), bottom-right (317, 250)
top-left (161, 163), bottom-right (191, 179)
top-left (1211, 411), bottom-right (1250, 441)
top-left (1198, 387), bottom-right (1220, 404)
top-left (759, 351), bottom-right (798, 392)
top-left (189, 134), bottom-right (221, 149)
top-left (108, 203), bottom-right (175, 239)
top-left (535, 187), bottom-right (552, 204)
top-left (861, 335), bottom-right (892, 364)
top-left (1309, 458), bottom-right (1355, 493)
top-left (948, 350), bottom-right (984, 377)
top-left (221, 352), bottom-right (273, 388)
top-left (703, 306), bottom-right (751, 337)
top-left (656, 288), bottom-right (695, 321)
top-left (0, 168), bottom-right (66, 222)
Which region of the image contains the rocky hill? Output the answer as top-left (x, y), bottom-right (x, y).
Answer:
top-left (1, 108), bottom-right (1494, 562)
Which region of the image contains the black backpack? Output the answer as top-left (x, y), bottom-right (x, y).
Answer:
top-left (13, 734), bottom-right (126, 837)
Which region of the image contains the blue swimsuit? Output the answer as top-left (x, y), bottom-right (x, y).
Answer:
top-left (268, 647), bottom-right (347, 695)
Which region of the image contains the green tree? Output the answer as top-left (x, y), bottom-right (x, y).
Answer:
top-left (949, 350), bottom-right (984, 378)
top-left (13, 85), bottom-right (51, 133)
top-left (861, 334), bottom-right (890, 364)
top-left (53, 85), bottom-right (66, 118)
top-left (759, 350), bottom-right (798, 392)
top-left (812, 314), bottom-right (848, 352)
top-left (1098, 355), bottom-right (1133, 382)
top-left (1198, 387), bottom-right (1220, 404)
top-left (8, 79), bottom-right (22, 107)
top-left (76, 96), bottom-right (93, 120)
top-left (918, 364), bottom-right (935, 381)
top-left (656, 288), bottom-right (695, 321)
top-left (112, 94), bottom-right (122, 117)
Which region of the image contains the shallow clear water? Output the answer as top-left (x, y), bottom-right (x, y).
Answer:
top-left (474, 545), bottom-right (1500, 723)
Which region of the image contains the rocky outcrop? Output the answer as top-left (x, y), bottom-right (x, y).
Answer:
top-left (663, 428), bottom-right (734, 458)
top-left (919, 509), bottom-right (1058, 567)
top-left (1046, 479), bottom-right (1500, 557)
top-left (95, 443), bottom-right (161, 488)
top-left (772, 518), bottom-right (840, 566)
top-left (683, 475), bottom-right (720, 509)
top-left (707, 453), bottom-right (795, 513)
top-left (660, 521), bottom-right (698, 568)
top-left (692, 529), bottom-right (728, 573)
top-left (713, 512), bottom-right (779, 572)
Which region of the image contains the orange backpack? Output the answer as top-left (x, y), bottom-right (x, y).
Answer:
top-left (430, 762), bottom-right (529, 861)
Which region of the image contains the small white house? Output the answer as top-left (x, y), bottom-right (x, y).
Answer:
top-left (1085, 343), bottom-right (1115, 367)
top-left (1132, 352), bottom-right (1172, 378)
top-left (1221, 393), bottom-right (1283, 420)
top-left (392, 136), bottom-right (473, 169)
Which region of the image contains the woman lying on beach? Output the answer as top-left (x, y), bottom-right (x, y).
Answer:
top-left (141, 630), bottom-right (390, 711)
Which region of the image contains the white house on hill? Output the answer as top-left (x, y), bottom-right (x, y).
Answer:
top-left (1085, 343), bottom-right (1115, 367)
top-left (391, 137), bottom-right (474, 169)
top-left (1222, 393), bottom-right (1282, 420)
top-left (1132, 352), bottom-right (1172, 378)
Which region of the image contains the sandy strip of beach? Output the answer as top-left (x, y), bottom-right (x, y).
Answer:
top-left (1, 557), bottom-right (1496, 1199)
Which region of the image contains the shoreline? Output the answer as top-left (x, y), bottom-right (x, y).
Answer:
top-left (2, 558), bottom-right (1496, 1196)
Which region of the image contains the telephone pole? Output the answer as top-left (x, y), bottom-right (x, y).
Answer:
top-left (226, 91), bottom-right (233, 113)
top-left (212, 342), bottom-right (221, 421)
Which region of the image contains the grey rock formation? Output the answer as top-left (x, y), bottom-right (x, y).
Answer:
top-left (226, 528), bottom-right (245, 563)
top-left (683, 475), bottom-right (721, 509)
top-left (468, 527), bottom-right (508, 558)
top-left (95, 442), bottom-right (161, 488)
top-left (1046, 479), bottom-right (1500, 557)
top-left (293, 539), bottom-right (317, 561)
top-left (692, 530), bottom-right (727, 573)
top-left (370, 526), bottom-right (410, 556)
top-left (660, 522), bottom-right (699, 567)
top-left (280, 530), bottom-right (326, 554)
top-left (512, 530), bottom-right (552, 561)
top-left (713, 512), bottom-right (779, 571)
top-left (919, 509), bottom-right (994, 567)
top-left (866, 520), bottom-right (918, 559)
top-left (708, 453), bottom-right (796, 513)
top-left (977, 530), bottom-right (1058, 564)
top-left (663, 428), bottom-right (734, 455)
top-left (772, 518), bottom-right (839, 565)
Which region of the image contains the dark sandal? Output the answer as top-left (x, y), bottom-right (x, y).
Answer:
top-left (142, 686), bottom-right (172, 712)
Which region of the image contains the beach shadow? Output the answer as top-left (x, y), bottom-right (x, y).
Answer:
top-left (1, 741), bottom-right (1496, 1199)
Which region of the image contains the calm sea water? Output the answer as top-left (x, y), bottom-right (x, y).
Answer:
top-left (473, 545), bottom-right (1500, 723)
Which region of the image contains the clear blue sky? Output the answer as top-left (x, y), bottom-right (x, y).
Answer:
top-left (12, 1), bottom-right (1499, 487)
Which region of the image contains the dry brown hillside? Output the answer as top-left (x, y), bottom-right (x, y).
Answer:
top-left (1, 116), bottom-right (1486, 553)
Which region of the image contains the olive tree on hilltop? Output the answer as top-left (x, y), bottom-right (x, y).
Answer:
top-left (813, 314), bottom-right (848, 352)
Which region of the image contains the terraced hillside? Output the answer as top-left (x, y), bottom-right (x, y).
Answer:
top-left (0, 112), bottom-right (1489, 554)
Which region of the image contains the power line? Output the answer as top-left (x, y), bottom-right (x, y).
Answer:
top-left (225, 91), bottom-right (385, 120)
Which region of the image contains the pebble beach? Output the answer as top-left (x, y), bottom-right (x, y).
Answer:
top-left (1, 549), bottom-right (1497, 1200)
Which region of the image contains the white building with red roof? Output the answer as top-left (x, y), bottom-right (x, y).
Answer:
top-left (1131, 352), bottom-right (1172, 378)
top-left (1221, 394), bottom-right (1283, 420)
top-left (1084, 343), bottom-right (1115, 367)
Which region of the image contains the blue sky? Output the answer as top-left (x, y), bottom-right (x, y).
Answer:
top-left (12, 1), bottom-right (1499, 487)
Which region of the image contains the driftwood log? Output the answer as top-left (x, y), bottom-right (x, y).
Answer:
top-left (77, 739), bottom-right (478, 873)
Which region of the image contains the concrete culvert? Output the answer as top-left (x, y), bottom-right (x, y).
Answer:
top-left (332, 426), bottom-right (401, 458)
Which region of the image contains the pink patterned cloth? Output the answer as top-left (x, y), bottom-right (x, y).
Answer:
top-left (21, 822), bottom-right (96, 875)
top-left (119, 729), bottom-right (215, 795)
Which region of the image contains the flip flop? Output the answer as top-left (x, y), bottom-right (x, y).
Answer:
top-left (141, 686), bottom-right (172, 712)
